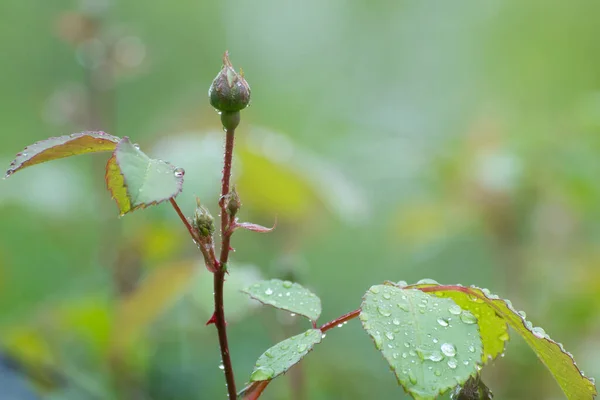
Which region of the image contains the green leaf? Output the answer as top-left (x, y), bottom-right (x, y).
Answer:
top-left (242, 279), bottom-right (322, 322)
top-left (249, 329), bottom-right (322, 382)
top-left (418, 284), bottom-right (597, 400)
top-left (408, 281), bottom-right (508, 363)
top-left (5, 131), bottom-right (119, 178)
top-left (360, 285), bottom-right (483, 400)
top-left (107, 137), bottom-right (185, 215)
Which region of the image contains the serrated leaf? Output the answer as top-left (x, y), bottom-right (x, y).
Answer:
top-left (360, 285), bottom-right (483, 400)
top-left (408, 281), bottom-right (508, 363)
top-left (249, 329), bottom-right (322, 382)
top-left (5, 131), bottom-right (119, 178)
top-left (242, 279), bottom-right (321, 321)
top-left (108, 137), bottom-right (185, 215)
top-left (418, 284), bottom-right (597, 400)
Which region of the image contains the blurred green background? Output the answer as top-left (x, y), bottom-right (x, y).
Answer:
top-left (1, 0), bottom-right (600, 399)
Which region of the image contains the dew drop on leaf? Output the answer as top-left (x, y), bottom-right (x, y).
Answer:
top-left (460, 311), bottom-right (477, 324)
top-left (449, 305), bottom-right (462, 315)
top-left (532, 326), bottom-right (547, 339)
top-left (441, 343), bottom-right (457, 357)
top-left (429, 351), bottom-right (444, 362)
top-left (437, 318), bottom-right (449, 327)
top-left (282, 280), bottom-right (293, 288)
top-left (265, 288), bottom-right (273, 295)
top-left (447, 358), bottom-right (458, 369)
top-left (174, 167), bottom-right (185, 178)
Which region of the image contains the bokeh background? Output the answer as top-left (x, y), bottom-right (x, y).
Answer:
top-left (1, 0), bottom-right (600, 399)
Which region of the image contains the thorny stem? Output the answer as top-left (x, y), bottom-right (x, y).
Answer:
top-left (319, 309), bottom-right (361, 333)
top-left (215, 126), bottom-right (237, 399)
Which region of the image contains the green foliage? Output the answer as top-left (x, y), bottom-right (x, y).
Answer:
top-left (242, 279), bottom-right (322, 322)
top-left (417, 284), bottom-right (597, 400)
top-left (360, 285), bottom-right (483, 399)
top-left (109, 137), bottom-right (185, 215)
top-left (4, 131), bottom-right (119, 177)
top-left (248, 329), bottom-right (322, 382)
top-left (5, 133), bottom-right (184, 216)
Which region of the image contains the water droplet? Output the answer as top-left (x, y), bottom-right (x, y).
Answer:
top-left (265, 351), bottom-right (274, 358)
top-left (463, 360), bottom-right (469, 366)
top-left (532, 326), bottom-right (546, 339)
top-left (432, 338), bottom-right (438, 344)
top-left (448, 305), bottom-right (462, 315)
top-left (402, 352), bottom-right (408, 358)
top-left (282, 280), bottom-right (293, 288)
top-left (174, 167), bottom-right (185, 178)
top-left (397, 302), bottom-right (409, 312)
top-left (392, 352), bottom-right (399, 359)
top-left (133, 143), bottom-right (140, 149)
top-left (434, 369), bottom-right (441, 376)
top-left (297, 344), bottom-right (308, 353)
top-left (499, 332), bottom-right (510, 341)
top-left (468, 345), bottom-right (475, 353)
top-left (250, 366), bottom-right (274, 381)
top-left (429, 352), bottom-right (443, 362)
top-left (265, 288), bottom-right (273, 295)
top-left (370, 286), bottom-right (380, 294)
top-left (219, 364), bottom-right (225, 370)
top-left (460, 311), bottom-right (477, 324)
top-left (385, 332), bottom-right (394, 340)
top-left (440, 343), bottom-right (456, 357)
top-left (290, 313), bottom-right (296, 317)
top-left (396, 280), bottom-right (408, 287)
top-left (383, 292), bottom-right (391, 300)
top-left (416, 278), bottom-right (439, 285)
top-left (437, 318), bottom-right (449, 327)
top-left (337, 323), bottom-right (344, 328)
top-left (518, 310), bottom-right (527, 319)
top-left (392, 318), bottom-right (400, 325)
top-left (377, 306), bottom-right (392, 317)
top-left (447, 358), bottom-right (457, 369)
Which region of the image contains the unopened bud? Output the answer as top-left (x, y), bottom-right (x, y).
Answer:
top-left (226, 187), bottom-right (242, 217)
top-left (192, 202), bottom-right (215, 237)
top-left (209, 51), bottom-right (251, 114)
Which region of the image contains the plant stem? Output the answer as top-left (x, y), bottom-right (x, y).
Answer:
top-left (215, 126), bottom-right (237, 399)
top-left (170, 198), bottom-right (198, 242)
top-left (319, 309), bottom-right (361, 333)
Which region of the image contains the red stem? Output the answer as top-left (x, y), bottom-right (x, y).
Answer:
top-left (319, 309), bottom-right (361, 333)
top-left (170, 198), bottom-right (199, 243)
top-left (215, 127), bottom-right (237, 399)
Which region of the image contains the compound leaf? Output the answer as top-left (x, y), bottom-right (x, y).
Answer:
top-left (417, 284), bottom-right (597, 400)
top-left (242, 279), bottom-right (321, 322)
top-left (108, 137), bottom-right (185, 215)
top-left (248, 329), bottom-right (322, 382)
top-left (360, 285), bottom-right (483, 400)
top-left (5, 131), bottom-right (119, 178)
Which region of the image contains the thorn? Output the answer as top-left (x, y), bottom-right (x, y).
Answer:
top-left (206, 312), bottom-right (217, 326)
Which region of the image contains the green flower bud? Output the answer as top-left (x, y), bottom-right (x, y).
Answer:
top-left (226, 187), bottom-right (242, 217)
top-left (209, 51), bottom-right (251, 113)
top-left (193, 204), bottom-right (215, 238)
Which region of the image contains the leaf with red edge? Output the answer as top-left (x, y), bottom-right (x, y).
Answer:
top-left (105, 137), bottom-right (185, 215)
top-left (235, 221), bottom-right (276, 233)
top-left (415, 284), bottom-right (597, 400)
top-left (5, 131), bottom-right (119, 178)
top-left (239, 381), bottom-right (270, 400)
